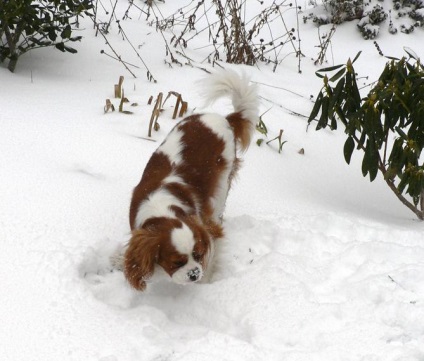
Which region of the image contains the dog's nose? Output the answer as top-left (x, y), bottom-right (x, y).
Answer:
top-left (187, 267), bottom-right (201, 282)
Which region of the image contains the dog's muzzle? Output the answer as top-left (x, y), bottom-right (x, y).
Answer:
top-left (187, 267), bottom-right (201, 282)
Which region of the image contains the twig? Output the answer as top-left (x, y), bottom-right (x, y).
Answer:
top-left (259, 95), bottom-right (310, 119)
top-left (116, 21), bottom-right (157, 81)
top-left (100, 50), bottom-right (141, 69)
top-left (95, 24), bottom-right (137, 78)
top-left (253, 81), bottom-right (309, 100)
top-left (104, 0), bottom-right (119, 33)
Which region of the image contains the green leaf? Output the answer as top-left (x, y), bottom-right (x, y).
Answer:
top-left (69, 36), bottom-right (82, 42)
top-left (308, 91), bottom-right (323, 124)
top-left (362, 150), bottom-right (369, 177)
top-left (316, 64), bottom-right (345, 75)
top-left (329, 68), bottom-right (346, 83)
top-left (388, 138), bottom-right (405, 171)
top-left (317, 96), bottom-right (329, 130)
top-left (361, 139), bottom-right (379, 181)
top-left (330, 115), bottom-right (337, 130)
top-left (55, 42), bottom-right (65, 52)
top-left (48, 27), bottom-right (57, 41)
top-left (329, 77), bottom-right (345, 110)
top-left (357, 131), bottom-right (366, 149)
top-left (404, 47), bottom-right (418, 60)
top-left (350, 72), bottom-right (361, 108)
top-left (61, 24), bottom-right (72, 39)
top-left (64, 45), bottom-right (77, 54)
top-left (369, 158), bottom-right (378, 181)
top-left (368, 138), bottom-right (379, 182)
top-left (395, 127), bottom-right (408, 140)
top-left (398, 172), bottom-right (410, 193)
top-left (344, 137), bottom-right (355, 164)
top-left (352, 51), bottom-right (362, 64)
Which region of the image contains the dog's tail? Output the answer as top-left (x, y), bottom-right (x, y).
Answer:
top-left (202, 69), bottom-right (259, 151)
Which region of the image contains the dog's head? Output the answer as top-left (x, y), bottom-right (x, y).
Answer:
top-left (124, 216), bottom-right (223, 291)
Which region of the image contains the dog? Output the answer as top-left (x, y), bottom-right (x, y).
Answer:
top-left (123, 70), bottom-right (259, 291)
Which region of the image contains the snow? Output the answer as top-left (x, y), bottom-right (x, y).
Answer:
top-left (1, 1), bottom-right (424, 360)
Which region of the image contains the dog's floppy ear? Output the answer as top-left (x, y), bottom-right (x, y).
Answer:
top-left (124, 229), bottom-right (160, 291)
top-left (205, 219), bottom-right (224, 240)
top-left (185, 215), bottom-right (224, 241)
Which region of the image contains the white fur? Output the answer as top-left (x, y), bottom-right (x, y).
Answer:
top-left (170, 225), bottom-right (204, 284)
top-left (171, 224), bottom-right (195, 255)
top-left (158, 127), bottom-right (184, 165)
top-left (134, 188), bottom-right (189, 228)
top-left (201, 69), bottom-right (259, 129)
top-left (162, 174), bottom-right (185, 185)
top-left (198, 113), bottom-right (233, 141)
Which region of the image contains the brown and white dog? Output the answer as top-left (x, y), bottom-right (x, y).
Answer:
top-left (123, 70), bottom-right (259, 291)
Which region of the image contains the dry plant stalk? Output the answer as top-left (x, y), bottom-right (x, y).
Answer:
top-left (172, 93), bottom-right (182, 119)
top-left (266, 129), bottom-right (287, 153)
top-left (314, 25), bottom-right (336, 65)
top-left (119, 89), bottom-right (125, 112)
top-left (104, 99), bottom-right (115, 113)
top-left (163, 91), bottom-right (189, 119)
top-left (115, 76), bottom-right (124, 98)
top-left (118, 89), bottom-right (132, 114)
top-left (179, 101), bottom-right (188, 117)
top-left (147, 91), bottom-right (189, 137)
top-left (148, 92), bottom-right (163, 137)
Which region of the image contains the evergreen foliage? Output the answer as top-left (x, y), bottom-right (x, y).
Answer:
top-left (308, 50), bottom-right (424, 220)
top-left (0, 0), bottom-right (94, 72)
top-left (304, 0), bottom-right (424, 39)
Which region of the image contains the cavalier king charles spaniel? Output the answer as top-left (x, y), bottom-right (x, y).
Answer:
top-left (122, 69), bottom-right (259, 291)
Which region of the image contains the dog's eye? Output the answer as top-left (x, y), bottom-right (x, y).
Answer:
top-left (192, 251), bottom-right (203, 261)
top-left (173, 260), bottom-right (187, 268)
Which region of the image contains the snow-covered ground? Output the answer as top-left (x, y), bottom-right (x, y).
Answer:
top-left (1, 1), bottom-right (423, 360)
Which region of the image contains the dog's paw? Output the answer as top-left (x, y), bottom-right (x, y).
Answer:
top-left (109, 249), bottom-right (125, 272)
top-left (79, 239), bottom-right (137, 308)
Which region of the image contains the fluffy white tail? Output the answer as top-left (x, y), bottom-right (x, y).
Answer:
top-left (201, 69), bottom-right (259, 127)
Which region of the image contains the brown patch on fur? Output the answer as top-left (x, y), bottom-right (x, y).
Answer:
top-left (226, 111), bottom-right (253, 152)
top-left (182, 215), bottom-right (223, 269)
top-left (176, 116), bottom-right (230, 220)
top-left (163, 182), bottom-right (197, 214)
top-left (124, 217), bottom-right (183, 290)
top-left (206, 219), bottom-right (224, 240)
top-left (124, 229), bottom-right (160, 291)
top-left (183, 215), bottom-right (223, 241)
top-left (129, 152), bottom-right (173, 230)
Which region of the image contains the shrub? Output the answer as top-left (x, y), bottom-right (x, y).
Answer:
top-left (0, 0), bottom-right (94, 72)
top-left (324, 0), bottom-right (364, 24)
top-left (150, 0), bottom-right (302, 72)
top-left (357, 4), bottom-right (387, 39)
top-left (308, 50), bottom-right (424, 220)
top-left (305, 0), bottom-right (424, 39)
